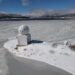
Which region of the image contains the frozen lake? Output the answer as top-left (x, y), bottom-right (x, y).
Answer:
top-left (0, 20), bottom-right (75, 75)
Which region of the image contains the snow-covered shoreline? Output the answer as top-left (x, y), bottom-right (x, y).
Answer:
top-left (4, 39), bottom-right (75, 75)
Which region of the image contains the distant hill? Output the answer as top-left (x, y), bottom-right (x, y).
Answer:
top-left (0, 13), bottom-right (30, 20)
top-left (0, 9), bottom-right (75, 20)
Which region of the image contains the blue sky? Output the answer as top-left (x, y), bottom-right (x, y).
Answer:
top-left (0, 0), bottom-right (75, 14)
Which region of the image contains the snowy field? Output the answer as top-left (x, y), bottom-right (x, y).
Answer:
top-left (0, 20), bottom-right (75, 75)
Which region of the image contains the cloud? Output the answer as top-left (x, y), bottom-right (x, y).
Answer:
top-left (26, 9), bottom-right (75, 17)
top-left (21, 0), bottom-right (30, 6)
top-left (68, 9), bottom-right (75, 14)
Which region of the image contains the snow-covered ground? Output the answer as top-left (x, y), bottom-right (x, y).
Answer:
top-left (4, 38), bottom-right (75, 75)
top-left (1, 20), bottom-right (75, 42)
top-left (1, 20), bottom-right (75, 75)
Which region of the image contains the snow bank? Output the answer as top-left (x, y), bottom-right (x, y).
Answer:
top-left (4, 39), bottom-right (75, 75)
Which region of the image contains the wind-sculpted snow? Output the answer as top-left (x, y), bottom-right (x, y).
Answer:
top-left (4, 38), bottom-right (75, 75)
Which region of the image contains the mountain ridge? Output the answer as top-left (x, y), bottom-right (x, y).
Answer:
top-left (0, 9), bottom-right (75, 20)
